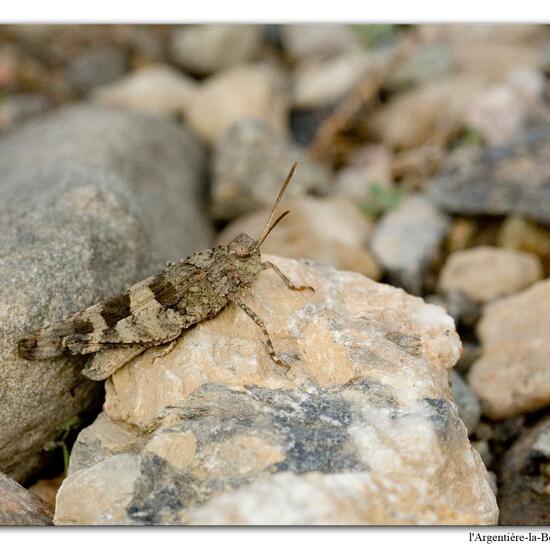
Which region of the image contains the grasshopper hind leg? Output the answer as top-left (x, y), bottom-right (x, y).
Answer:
top-left (83, 345), bottom-right (148, 381)
top-left (228, 293), bottom-right (291, 373)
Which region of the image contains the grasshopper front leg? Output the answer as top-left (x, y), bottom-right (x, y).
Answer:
top-left (262, 261), bottom-right (314, 292)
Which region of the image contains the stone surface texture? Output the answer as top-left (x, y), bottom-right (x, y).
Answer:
top-left (429, 126), bottom-right (550, 224)
top-left (211, 119), bottom-right (331, 220)
top-left (0, 105), bottom-right (211, 481)
top-left (55, 256), bottom-right (497, 525)
top-left (468, 280), bottom-right (550, 420)
top-left (0, 472), bottom-right (53, 526)
top-left (370, 194), bottom-right (450, 295)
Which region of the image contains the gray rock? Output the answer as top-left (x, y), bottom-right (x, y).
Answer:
top-left (450, 370), bottom-right (481, 435)
top-left (370, 194), bottom-right (450, 295)
top-left (429, 126), bottom-right (550, 224)
top-left (211, 119), bottom-right (331, 220)
top-left (69, 47), bottom-right (127, 94)
top-left (0, 104), bottom-right (212, 481)
top-left (171, 25), bottom-right (264, 76)
top-left (498, 416), bottom-right (550, 525)
top-left (54, 256), bottom-right (497, 525)
top-left (0, 94), bottom-right (53, 133)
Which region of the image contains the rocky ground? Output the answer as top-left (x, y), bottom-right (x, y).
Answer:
top-left (0, 23), bottom-right (549, 526)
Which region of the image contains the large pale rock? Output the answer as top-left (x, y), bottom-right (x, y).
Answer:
top-left (55, 257), bottom-right (497, 525)
top-left (186, 64), bottom-right (289, 143)
top-left (171, 25), bottom-right (263, 76)
top-left (217, 196), bottom-right (381, 280)
top-left (93, 64), bottom-right (198, 117)
top-left (469, 280), bottom-right (550, 419)
top-left (210, 119), bottom-right (331, 220)
top-left (438, 247), bottom-right (543, 317)
top-left (429, 126), bottom-right (550, 224)
top-left (0, 105), bottom-right (211, 481)
top-left (370, 194), bottom-right (450, 295)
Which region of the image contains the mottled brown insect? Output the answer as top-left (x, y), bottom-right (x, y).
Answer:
top-left (17, 163), bottom-right (313, 381)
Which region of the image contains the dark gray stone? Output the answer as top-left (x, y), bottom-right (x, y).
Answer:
top-left (429, 126), bottom-right (550, 224)
top-left (450, 370), bottom-right (481, 435)
top-left (69, 47), bottom-right (127, 94)
top-left (370, 194), bottom-right (450, 295)
top-left (498, 416), bottom-right (550, 525)
top-left (0, 104), bottom-right (212, 481)
top-left (211, 119), bottom-right (331, 220)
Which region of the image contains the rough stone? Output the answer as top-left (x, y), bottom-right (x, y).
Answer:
top-left (28, 474), bottom-right (64, 510)
top-left (0, 472), bottom-right (53, 525)
top-left (0, 94), bottom-right (53, 133)
top-left (468, 280), bottom-right (550, 420)
top-left (55, 256), bottom-right (497, 525)
top-left (498, 416), bottom-right (550, 525)
top-left (417, 25), bottom-right (547, 82)
top-left (388, 43), bottom-right (455, 91)
top-left (429, 126), bottom-right (550, 224)
top-left (281, 24), bottom-right (361, 61)
top-left (450, 370), bottom-right (481, 435)
top-left (186, 64), bottom-right (289, 143)
top-left (497, 216), bottom-right (550, 274)
top-left (291, 52), bottom-right (375, 109)
top-left (464, 68), bottom-right (545, 146)
top-left (370, 194), bottom-right (450, 295)
top-left (0, 104), bottom-right (212, 481)
top-left (171, 25), bottom-right (263, 76)
top-left (210, 119), bottom-right (331, 220)
top-left (438, 247), bottom-right (543, 318)
top-left (68, 47), bottom-right (127, 95)
top-left (217, 196), bottom-right (381, 280)
top-left (93, 64), bottom-right (198, 117)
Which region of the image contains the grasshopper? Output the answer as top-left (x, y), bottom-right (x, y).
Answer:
top-left (18, 163), bottom-right (313, 380)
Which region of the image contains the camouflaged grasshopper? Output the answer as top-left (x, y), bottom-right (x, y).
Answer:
top-left (18, 163), bottom-right (313, 381)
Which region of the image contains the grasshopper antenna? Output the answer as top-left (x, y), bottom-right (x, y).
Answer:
top-left (257, 162), bottom-right (296, 247)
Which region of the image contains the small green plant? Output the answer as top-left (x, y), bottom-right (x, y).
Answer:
top-left (449, 127), bottom-right (484, 149)
top-left (361, 182), bottom-right (406, 218)
top-left (43, 415), bottom-right (83, 475)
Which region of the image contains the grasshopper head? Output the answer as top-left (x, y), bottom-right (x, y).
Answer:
top-left (228, 233), bottom-right (258, 258)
